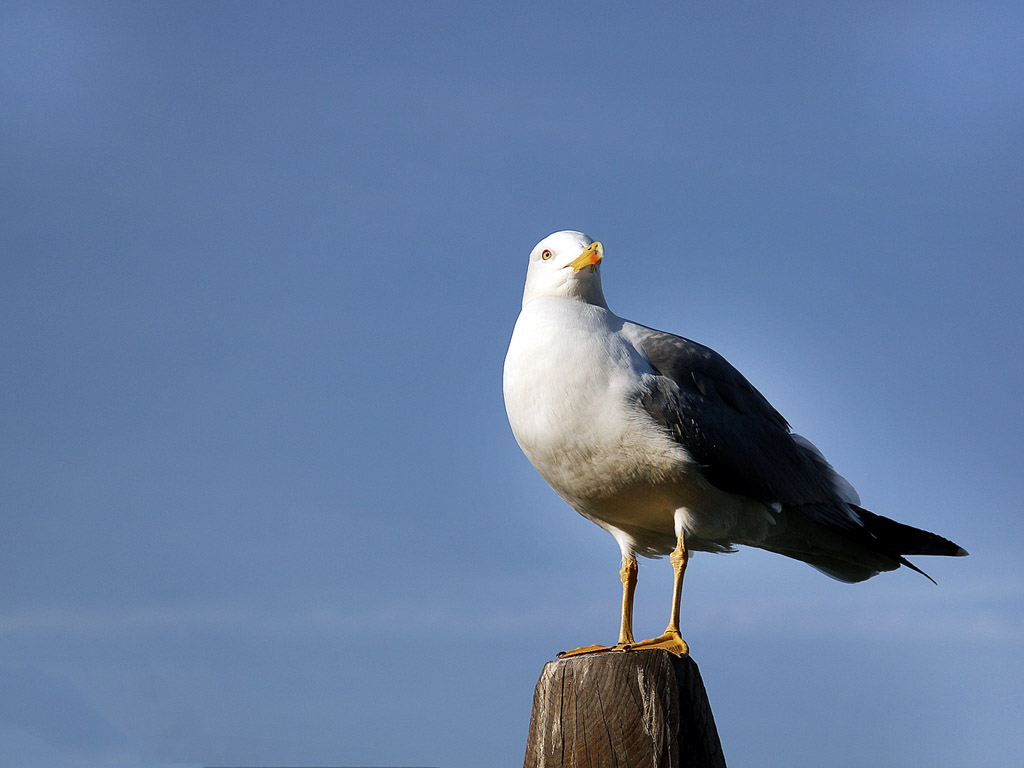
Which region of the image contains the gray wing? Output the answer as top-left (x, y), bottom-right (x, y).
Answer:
top-left (626, 323), bottom-right (966, 582)
top-left (626, 324), bottom-right (845, 510)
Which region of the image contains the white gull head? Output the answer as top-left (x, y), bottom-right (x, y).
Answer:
top-left (521, 230), bottom-right (608, 308)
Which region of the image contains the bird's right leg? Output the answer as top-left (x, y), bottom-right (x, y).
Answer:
top-left (558, 552), bottom-right (638, 658)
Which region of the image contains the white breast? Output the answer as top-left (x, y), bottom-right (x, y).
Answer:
top-left (503, 297), bottom-right (686, 508)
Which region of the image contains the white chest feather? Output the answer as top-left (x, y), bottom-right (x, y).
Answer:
top-left (503, 298), bottom-right (687, 507)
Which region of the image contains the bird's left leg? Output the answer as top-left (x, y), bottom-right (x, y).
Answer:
top-left (617, 552), bottom-right (638, 646)
top-left (627, 524), bottom-right (690, 656)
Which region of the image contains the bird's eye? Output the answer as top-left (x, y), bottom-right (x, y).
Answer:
top-left (541, 249), bottom-right (553, 260)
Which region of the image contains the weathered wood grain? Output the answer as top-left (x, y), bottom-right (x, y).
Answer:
top-left (523, 650), bottom-right (726, 768)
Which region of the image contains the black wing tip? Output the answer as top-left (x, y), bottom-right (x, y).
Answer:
top-left (854, 506), bottom-right (967, 559)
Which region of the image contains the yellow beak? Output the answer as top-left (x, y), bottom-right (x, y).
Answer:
top-left (565, 241), bottom-right (604, 273)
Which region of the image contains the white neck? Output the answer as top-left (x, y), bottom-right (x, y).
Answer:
top-left (522, 269), bottom-right (609, 309)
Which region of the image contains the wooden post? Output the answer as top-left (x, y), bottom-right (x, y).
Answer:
top-left (523, 649), bottom-right (726, 768)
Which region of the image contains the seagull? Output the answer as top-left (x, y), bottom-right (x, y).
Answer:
top-left (503, 230), bottom-right (967, 657)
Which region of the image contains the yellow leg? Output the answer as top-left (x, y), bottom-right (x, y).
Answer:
top-left (558, 553), bottom-right (638, 658)
top-left (627, 530), bottom-right (690, 656)
top-left (617, 553), bottom-right (637, 646)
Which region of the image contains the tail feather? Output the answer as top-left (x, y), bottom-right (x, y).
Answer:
top-left (762, 503), bottom-right (967, 583)
top-left (854, 506), bottom-right (969, 558)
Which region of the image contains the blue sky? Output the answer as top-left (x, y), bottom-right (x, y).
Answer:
top-left (2, 2), bottom-right (1022, 766)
